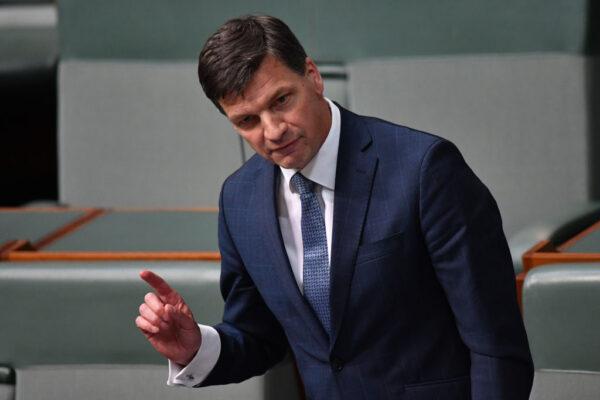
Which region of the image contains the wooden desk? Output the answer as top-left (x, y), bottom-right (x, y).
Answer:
top-left (1, 208), bottom-right (220, 261)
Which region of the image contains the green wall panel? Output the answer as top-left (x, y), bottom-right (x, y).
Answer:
top-left (58, 0), bottom-right (588, 61)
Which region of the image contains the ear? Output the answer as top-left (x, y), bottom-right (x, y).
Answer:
top-left (304, 57), bottom-right (324, 96)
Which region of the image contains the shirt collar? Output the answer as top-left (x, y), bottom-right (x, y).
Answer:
top-left (280, 97), bottom-right (341, 192)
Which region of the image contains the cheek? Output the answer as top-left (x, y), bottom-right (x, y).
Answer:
top-left (240, 131), bottom-right (264, 148)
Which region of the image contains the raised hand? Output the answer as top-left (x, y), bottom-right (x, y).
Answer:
top-left (135, 270), bottom-right (202, 365)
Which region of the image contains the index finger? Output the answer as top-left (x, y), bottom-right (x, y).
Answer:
top-left (140, 270), bottom-right (176, 299)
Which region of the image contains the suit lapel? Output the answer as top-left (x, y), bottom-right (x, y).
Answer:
top-left (258, 162), bottom-right (330, 345)
top-left (330, 108), bottom-right (378, 348)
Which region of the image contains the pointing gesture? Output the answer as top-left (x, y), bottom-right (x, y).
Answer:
top-left (135, 270), bottom-right (202, 366)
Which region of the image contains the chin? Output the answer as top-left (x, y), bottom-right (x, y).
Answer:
top-left (272, 151), bottom-right (309, 169)
top-left (276, 161), bottom-right (295, 169)
top-left (276, 159), bottom-right (300, 170)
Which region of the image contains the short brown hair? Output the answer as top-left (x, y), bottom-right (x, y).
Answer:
top-left (197, 15), bottom-right (307, 114)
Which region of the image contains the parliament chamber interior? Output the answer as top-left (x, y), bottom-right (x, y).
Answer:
top-left (2, 0), bottom-right (600, 399)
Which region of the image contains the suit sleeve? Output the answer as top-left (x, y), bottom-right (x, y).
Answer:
top-left (418, 139), bottom-right (534, 400)
top-left (199, 185), bottom-right (289, 386)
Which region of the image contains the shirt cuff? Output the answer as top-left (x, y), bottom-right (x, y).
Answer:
top-left (167, 324), bottom-right (221, 387)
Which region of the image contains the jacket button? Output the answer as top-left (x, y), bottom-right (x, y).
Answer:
top-left (331, 357), bottom-right (344, 372)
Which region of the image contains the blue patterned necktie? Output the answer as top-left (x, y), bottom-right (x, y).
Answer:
top-left (291, 172), bottom-right (331, 335)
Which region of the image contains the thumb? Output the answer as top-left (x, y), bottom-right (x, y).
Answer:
top-left (166, 304), bottom-right (197, 331)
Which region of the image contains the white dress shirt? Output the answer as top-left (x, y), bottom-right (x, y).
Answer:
top-left (168, 98), bottom-right (341, 387)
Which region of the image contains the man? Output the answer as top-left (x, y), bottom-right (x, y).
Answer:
top-left (136, 15), bottom-right (534, 399)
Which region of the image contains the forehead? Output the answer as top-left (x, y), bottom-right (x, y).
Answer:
top-left (220, 55), bottom-right (303, 113)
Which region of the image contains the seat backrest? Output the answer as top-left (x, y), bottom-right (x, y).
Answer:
top-left (347, 54), bottom-right (589, 237)
top-left (522, 263), bottom-right (600, 371)
top-left (58, 60), bottom-right (242, 207)
top-left (0, 261), bottom-right (222, 365)
top-left (15, 361), bottom-right (300, 400)
top-left (529, 370), bottom-right (600, 400)
top-left (59, 61), bottom-right (348, 207)
top-left (0, 261), bottom-right (302, 400)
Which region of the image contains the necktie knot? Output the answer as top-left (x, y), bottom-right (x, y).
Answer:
top-left (291, 173), bottom-right (315, 195)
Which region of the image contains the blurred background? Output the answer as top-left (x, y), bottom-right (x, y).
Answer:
top-left (2, 1), bottom-right (600, 399)
top-left (1, 0), bottom-right (598, 238)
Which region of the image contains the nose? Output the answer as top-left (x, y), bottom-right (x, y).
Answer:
top-left (263, 113), bottom-right (287, 142)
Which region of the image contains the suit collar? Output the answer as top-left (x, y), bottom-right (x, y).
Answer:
top-left (258, 162), bottom-right (331, 346)
top-left (329, 106), bottom-right (378, 348)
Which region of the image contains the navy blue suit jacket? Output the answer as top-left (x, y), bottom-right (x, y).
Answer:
top-left (202, 106), bottom-right (534, 399)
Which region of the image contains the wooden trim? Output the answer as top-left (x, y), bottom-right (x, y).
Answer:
top-left (523, 252), bottom-right (600, 271)
top-left (522, 240), bottom-right (554, 270)
top-left (4, 240), bottom-right (34, 252)
top-left (33, 208), bottom-right (105, 250)
top-left (556, 219), bottom-right (600, 252)
top-left (0, 240), bottom-right (34, 260)
top-left (7, 251), bottom-right (221, 261)
top-left (522, 238), bottom-right (600, 270)
top-left (0, 240), bottom-right (17, 255)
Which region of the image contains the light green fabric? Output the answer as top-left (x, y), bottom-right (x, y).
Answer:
top-left (44, 211), bottom-right (218, 252)
top-left (58, 0), bottom-right (587, 61)
top-left (0, 384), bottom-right (13, 400)
top-left (58, 60), bottom-right (242, 207)
top-left (347, 54), bottom-right (589, 238)
top-left (530, 370), bottom-right (600, 400)
top-left (15, 362), bottom-right (302, 400)
top-left (1, 261), bottom-right (304, 400)
top-left (0, 261), bottom-right (222, 367)
top-left (523, 264), bottom-right (600, 371)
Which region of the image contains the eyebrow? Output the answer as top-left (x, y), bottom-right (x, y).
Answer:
top-left (227, 86), bottom-right (294, 122)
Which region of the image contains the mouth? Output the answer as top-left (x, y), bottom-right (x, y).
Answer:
top-left (270, 138), bottom-right (299, 156)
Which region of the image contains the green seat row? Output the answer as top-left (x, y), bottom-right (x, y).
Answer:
top-left (0, 260), bottom-right (302, 400)
top-left (523, 263), bottom-right (600, 399)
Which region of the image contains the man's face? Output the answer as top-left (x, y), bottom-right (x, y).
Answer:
top-left (219, 55), bottom-right (331, 170)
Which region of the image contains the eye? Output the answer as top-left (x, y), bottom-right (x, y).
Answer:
top-left (236, 115), bottom-right (255, 128)
top-left (274, 94), bottom-right (289, 107)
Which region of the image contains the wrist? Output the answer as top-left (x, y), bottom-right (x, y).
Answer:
top-left (179, 346), bottom-right (200, 366)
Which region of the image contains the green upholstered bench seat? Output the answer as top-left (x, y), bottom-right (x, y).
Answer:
top-left (530, 370), bottom-right (600, 400)
top-left (347, 54), bottom-right (590, 240)
top-left (523, 263), bottom-right (600, 372)
top-left (0, 260), bottom-right (302, 400)
top-left (14, 362), bottom-right (300, 400)
top-left (0, 261), bottom-right (222, 366)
